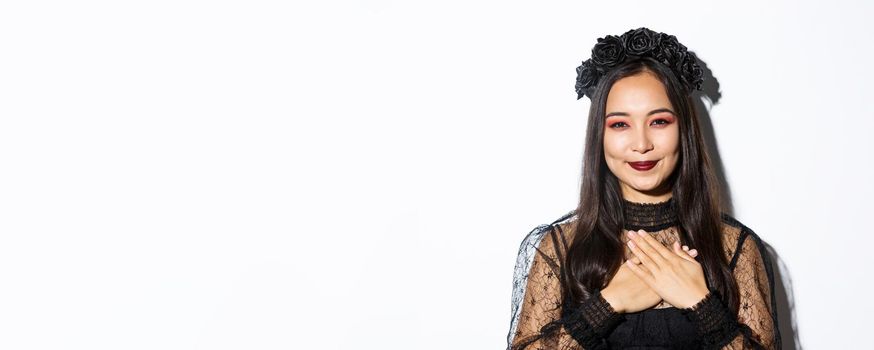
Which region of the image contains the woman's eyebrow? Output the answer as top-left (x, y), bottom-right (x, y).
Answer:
top-left (605, 108), bottom-right (676, 118)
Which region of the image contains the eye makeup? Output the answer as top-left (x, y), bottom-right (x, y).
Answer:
top-left (608, 120), bottom-right (628, 129)
top-left (605, 115), bottom-right (674, 129)
top-left (649, 115), bottom-right (675, 126)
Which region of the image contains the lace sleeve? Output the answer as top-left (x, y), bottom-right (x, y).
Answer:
top-left (680, 230), bottom-right (781, 349)
top-left (507, 223), bottom-right (624, 350)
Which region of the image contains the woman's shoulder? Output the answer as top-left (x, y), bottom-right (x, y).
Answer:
top-left (550, 209), bottom-right (578, 235)
top-left (719, 213), bottom-right (766, 242)
top-left (516, 210), bottom-right (577, 256)
top-left (718, 212), bottom-right (767, 269)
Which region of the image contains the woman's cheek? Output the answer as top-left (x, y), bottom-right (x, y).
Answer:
top-left (604, 133), bottom-right (629, 151)
top-left (652, 129), bottom-right (679, 147)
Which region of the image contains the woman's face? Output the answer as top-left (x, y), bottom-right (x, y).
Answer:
top-left (603, 71), bottom-right (680, 203)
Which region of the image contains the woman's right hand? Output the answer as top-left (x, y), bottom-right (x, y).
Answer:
top-left (601, 261), bottom-right (661, 313)
top-left (600, 239), bottom-right (698, 313)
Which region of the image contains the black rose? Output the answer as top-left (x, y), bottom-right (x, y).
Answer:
top-left (621, 27), bottom-right (661, 56)
top-left (679, 51), bottom-right (704, 90)
top-left (654, 33), bottom-right (683, 66)
top-left (670, 49), bottom-right (689, 72)
top-left (575, 59), bottom-right (600, 99)
top-left (590, 35), bottom-right (626, 68)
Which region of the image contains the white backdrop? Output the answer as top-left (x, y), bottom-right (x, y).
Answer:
top-left (0, 1), bottom-right (869, 349)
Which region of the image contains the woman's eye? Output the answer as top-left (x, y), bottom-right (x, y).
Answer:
top-left (609, 122), bottom-right (627, 129)
top-left (651, 119), bottom-right (670, 126)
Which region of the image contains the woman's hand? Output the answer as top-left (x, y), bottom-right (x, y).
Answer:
top-left (601, 262), bottom-right (662, 313)
top-left (627, 244), bottom-right (697, 265)
top-left (602, 235), bottom-right (700, 313)
top-left (624, 229), bottom-right (710, 309)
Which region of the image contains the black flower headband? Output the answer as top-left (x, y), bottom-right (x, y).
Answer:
top-left (575, 27), bottom-right (704, 100)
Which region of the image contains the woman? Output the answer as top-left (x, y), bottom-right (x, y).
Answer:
top-left (506, 28), bottom-right (781, 349)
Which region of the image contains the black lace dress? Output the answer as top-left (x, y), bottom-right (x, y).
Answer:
top-left (506, 197), bottom-right (781, 349)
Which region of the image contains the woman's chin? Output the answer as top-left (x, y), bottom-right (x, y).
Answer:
top-left (624, 181), bottom-right (666, 194)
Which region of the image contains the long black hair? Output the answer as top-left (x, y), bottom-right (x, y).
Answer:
top-left (562, 56), bottom-right (740, 314)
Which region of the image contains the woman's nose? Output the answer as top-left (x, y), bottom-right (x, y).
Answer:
top-left (631, 130), bottom-right (654, 154)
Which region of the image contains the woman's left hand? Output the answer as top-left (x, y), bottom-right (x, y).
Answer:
top-left (624, 229), bottom-right (710, 309)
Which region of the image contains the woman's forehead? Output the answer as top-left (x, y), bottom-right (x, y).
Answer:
top-left (605, 73), bottom-right (674, 117)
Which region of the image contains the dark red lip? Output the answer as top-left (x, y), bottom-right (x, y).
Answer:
top-left (628, 160), bottom-right (658, 171)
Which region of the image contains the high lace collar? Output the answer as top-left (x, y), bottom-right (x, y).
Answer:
top-left (621, 196), bottom-right (679, 232)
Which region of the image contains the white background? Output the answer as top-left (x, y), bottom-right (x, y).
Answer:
top-left (0, 1), bottom-right (869, 349)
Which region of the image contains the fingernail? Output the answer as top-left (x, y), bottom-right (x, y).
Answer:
top-left (637, 230), bottom-right (646, 236)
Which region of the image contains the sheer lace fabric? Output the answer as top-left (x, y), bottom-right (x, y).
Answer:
top-left (507, 198), bottom-right (780, 349)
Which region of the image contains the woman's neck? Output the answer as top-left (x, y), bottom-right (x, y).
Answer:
top-left (621, 196), bottom-right (679, 232)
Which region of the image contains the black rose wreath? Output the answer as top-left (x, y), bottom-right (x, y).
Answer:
top-left (575, 27), bottom-right (704, 100)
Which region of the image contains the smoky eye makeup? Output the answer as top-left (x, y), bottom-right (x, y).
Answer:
top-left (606, 119), bottom-right (628, 129)
top-left (605, 113), bottom-right (675, 129)
top-left (650, 116), bottom-right (675, 126)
